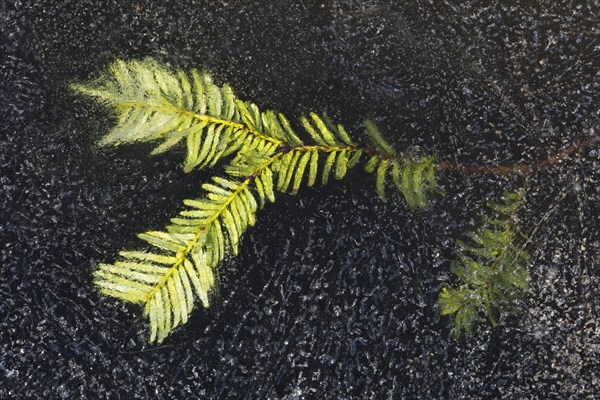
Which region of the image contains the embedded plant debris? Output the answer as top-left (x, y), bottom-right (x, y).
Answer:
top-left (72, 59), bottom-right (597, 344)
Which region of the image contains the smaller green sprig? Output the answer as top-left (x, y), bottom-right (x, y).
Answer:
top-left (438, 190), bottom-right (530, 337)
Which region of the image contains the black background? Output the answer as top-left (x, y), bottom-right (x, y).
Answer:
top-left (1, 1), bottom-right (599, 398)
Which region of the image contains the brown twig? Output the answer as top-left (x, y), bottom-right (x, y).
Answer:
top-left (438, 132), bottom-right (598, 176)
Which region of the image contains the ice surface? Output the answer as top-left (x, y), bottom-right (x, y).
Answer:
top-left (1, 1), bottom-right (598, 398)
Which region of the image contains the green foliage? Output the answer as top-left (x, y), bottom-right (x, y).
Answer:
top-left (96, 172), bottom-right (263, 342)
top-left (362, 120), bottom-right (437, 208)
top-left (364, 120), bottom-right (395, 157)
top-left (74, 58), bottom-right (442, 343)
top-left (70, 59), bottom-right (282, 172)
top-left (438, 191), bottom-right (530, 337)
